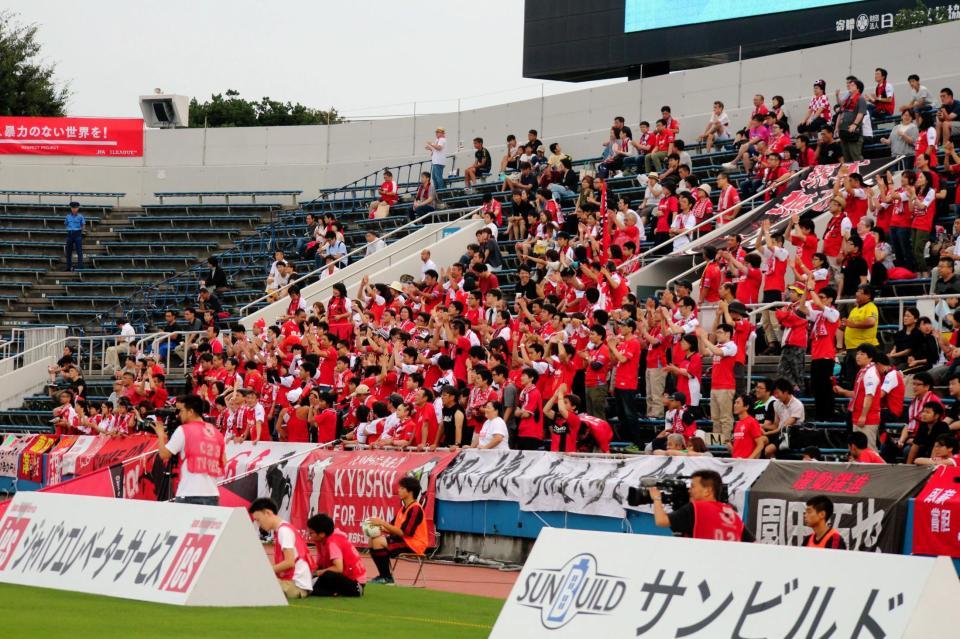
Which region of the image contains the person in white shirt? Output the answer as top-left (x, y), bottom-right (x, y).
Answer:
top-left (699, 100), bottom-right (732, 153)
top-left (426, 127), bottom-right (447, 189)
top-left (473, 401), bottom-right (510, 450)
top-left (420, 250), bottom-right (438, 281)
top-left (670, 193), bottom-right (697, 253)
top-left (248, 498), bottom-right (315, 599)
top-left (104, 320), bottom-right (136, 373)
top-left (364, 231), bottom-right (387, 257)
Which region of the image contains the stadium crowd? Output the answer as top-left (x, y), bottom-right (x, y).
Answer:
top-left (45, 69), bottom-right (960, 470)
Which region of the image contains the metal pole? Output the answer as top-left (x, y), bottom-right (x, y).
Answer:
top-left (848, 26), bottom-right (854, 75)
top-left (325, 105), bottom-right (332, 165)
top-left (540, 83), bottom-right (545, 138)
top-left (411, 102), bottom-right (417, 157)
top-left (202, 117), bottom-right (208, 166)
top-left (737, 46), bottom-right (743, 109)
top-left (638, 64), bottom-right (644, 124)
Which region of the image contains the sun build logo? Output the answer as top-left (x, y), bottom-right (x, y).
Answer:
top-left (515, 553), bottom-right (627, 629)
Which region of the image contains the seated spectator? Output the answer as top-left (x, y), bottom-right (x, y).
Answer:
top-left (503, 161), bottom-right (537, 195)
top-left (623, 121), bottom-right (653, 174)
top-left (849, 431), bottom-right (886, 463)
top-left (723, 114), bottom-right (769, 173)
top-left (915, 433), bottom-right (960, 466)
top-left (364, 231), bottom-right (387, 257)
top-left (306, 513), bottom-right (366, 597)
top-left (464, 137), bottom-right (491, 192)
top-left (880, 109), bottom-right (918, 166)
top-left (765, 378), bottom-right (804, 458)
top-left (899, 74), bottom-right (932, 114)
top-left (936, 87), bottom-right (960, 146)
top-left (296, 213), bottom-right (319, 257)
top-left (816, 127), bottom-right (844, 165)
top-left (644, 119), bottom-right (675, 173)
top-left (368, 169), bottom-right (398, 218)
top-left (698, 101), bottom-right (731, 153)
top-left (410, 170), bottom-right (436, 221)
top-left (200, 256), bottom-right (228, 292)
top-left (249, 498), bottom-right (315, 599)
top-left (797, 80), bottom-right (831, 134)
top-left (499, 134), bottom-right (520, 173)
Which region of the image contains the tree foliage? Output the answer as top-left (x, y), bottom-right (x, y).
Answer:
top-left (892, 0), bottom-right (951, 31)
top-left (0, 11), bottom-right (70, 116)
top-left (189, 90), bottom-right (342, 127)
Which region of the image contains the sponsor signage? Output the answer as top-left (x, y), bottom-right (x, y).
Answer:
top-left (491, 528), bottom-right (959, 638)
top-left (0, 492), bottom-right (285, 606)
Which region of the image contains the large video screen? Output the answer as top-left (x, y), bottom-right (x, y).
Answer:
top-left (625, 0), bottom-right (870, 33)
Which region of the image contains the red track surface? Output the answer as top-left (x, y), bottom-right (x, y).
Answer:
top-left (367, 556), bottom-right (518, 599)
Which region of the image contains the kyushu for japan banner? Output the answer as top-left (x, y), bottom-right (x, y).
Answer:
top-left (912, 465), bottom-right (960, 558)
top-left (436, 450), bottom-right (768, 518)
top-left (0, 116), bottom-right (144, 156)
top-left (747, 461), bottom-right (931, 553)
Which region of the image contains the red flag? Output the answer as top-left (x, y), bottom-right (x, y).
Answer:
top-left (600, 179), bottom-right (611, 263)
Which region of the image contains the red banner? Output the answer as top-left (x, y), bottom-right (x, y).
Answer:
top-left (44, 435), bottom-right (78, 485)
top-left (0, 116), bottom-right (144, 156)
top-left (17, 435), bottom-right (57, 483)
top-left (287, 449), bottom-right (458, 548)
top-left (71, 434), bottom-right (155, 477)
top-left (912, 466), bottom-right (960, 557)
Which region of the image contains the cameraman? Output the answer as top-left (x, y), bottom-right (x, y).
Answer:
top-left (650, 469), bottom-right (754, 542)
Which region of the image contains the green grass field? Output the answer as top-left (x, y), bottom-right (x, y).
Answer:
top-left (0, 582), bottom-right (504, 638)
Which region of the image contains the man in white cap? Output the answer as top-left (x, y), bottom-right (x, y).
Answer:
top-left (426, 127), bottom-right (447, 190)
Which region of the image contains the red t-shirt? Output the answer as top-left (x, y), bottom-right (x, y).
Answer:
top-left (856, 448), bottom-right (886, 464)
top-left (710, 342), bottom-right (738, 390)
top-left (314, 408), bottom-right (338, 443)
top-left (613, 337), bottom-right (642, 390)
top-left (550, 412), bottom-right (581, 453)
top-left (735, 267), bottom-right (762, 305)
top-left (700, 262), bottom-right (722, 303)
top-left (584, 344), bottom-right (612, 387)
top-left (317, 346), bottom-right (337, 386)
top-left (731, 415), bottom-right (763, 458)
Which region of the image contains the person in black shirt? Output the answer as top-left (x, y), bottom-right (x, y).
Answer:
top-left (751, 378), bottom-right (777, 431)
top-left (440, 385), bottom-right (468, 446)
top-left (504, 161), bottom-right (538, 195)
top-left (200, 256), bottom-right (228, 292)
top-left (514, 265), bottom-right (539, 302)
top-left (477, 228), bottom-right (503, 270)
top-left (47, 345), bottom-right (76, 386)
top-left (526, 129), bottom-right (543, 153)
top-left (901, 317), bottom-right (940, 374)
top-left (838, 236), bottom-right (868, 297)
top-left (198, 287), bottom-right (223, 314)
top-left (816, 127), bottom-right (844, 165)
top-left (507, 190), bottom-right (535, 240)
top-left (464, 137), bottom-right (492, 192)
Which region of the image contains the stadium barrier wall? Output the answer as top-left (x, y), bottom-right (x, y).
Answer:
top-left (0, 23), bottom-right (957, 204)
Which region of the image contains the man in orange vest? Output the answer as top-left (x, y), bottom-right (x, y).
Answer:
top-left (153, 394), bottom-right (226, 505)
top-left (248, 498), bottom-right (316, 599)
top-left (803, 495), bottom-right (847, 549)
top-left (365, 476), bottom-right (429, 585)
top-left (650, 470), bottom-right (754, 541)
top-left (307, 513), bottom-right (367, 597)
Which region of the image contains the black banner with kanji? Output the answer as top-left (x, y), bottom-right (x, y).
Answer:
top-left (747, 461), bottom-right (931, 553)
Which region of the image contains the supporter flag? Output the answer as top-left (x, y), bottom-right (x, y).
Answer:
top-left (912, 465), bottom-right (960, 558)
top-left (17, 435), bottom-right (57, 483)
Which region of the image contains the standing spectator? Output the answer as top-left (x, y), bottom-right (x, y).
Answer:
top-left (908, 170), bottom-right (937, 277)
top-left (514, 368), bottom-right (545, 450)
top-left (775, 284), bottom-right (809, 392)
top-left (880, 109), bottom-right (918, 167)
top-left (866, 68), bottom-right (895, 119)
top-left (816, 127), bottom-right (844, 165)
top-left (697, 325), bottom-right (736, 445)
top-left (836, 78), bottom-right (867, 161)
top-left (797, 80), bottom-right (831, 134)
top-left (838, 344), bottom-right (882, 450)
top-left (936, 88), bottom-right (960, 146)
top-left (64, 201), bottom-right (84, 271)
top-left (731, 394), bottom-right (766, 459)
top-left (698, 101), bottom-right (731, 153)
top-left (608, 319), bottom-right (641, 440)
top-left (807, 284), bottom-right (841, 420)
top-left (579, 325), bottom-right (611, 422)
top-left (464, 137), bottom-right (492, 192)
top-left (842, 285), bottom-right (879, 384)
top-left (410, 171), bottom-right (436, 221)
top-left (426, 126), bottom-right (447, 190)
top-left (899, 74), bottom-right (932, 114)
top-left (104, 318), bottom-right (136, 373)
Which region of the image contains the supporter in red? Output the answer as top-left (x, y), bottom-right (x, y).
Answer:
top-left (608, 318), bottom-right (641, 440)
top-left (543, 385), bottom-right (582, 453)
top-left (310, 391), bottom-right (338, 444)
top-left (719, 300), bottom-right (754, 395)
top-left (834, 168), bottom-right (869, 228)
top-left (306, 513), bottom-right (366, 597)
top-left (367, 170), bottom-right (398, 219)
top-left (759, 221), bottom-right (789, 353)
top-left (798, 80), bottom-right (831, 134)
top-left (848, 431), bottom-right (886, 464)
top-left (795, 134), bottom-right (818, 168)
top-left (731, 394), bottom-right (766, 459)
top-left (715, 172), bottom-right (741, 224)
top-left (806, 284), bottom-right (841, 420)
top-left (514, 367), bottom-right (544, 450)
top-left (906, 169), bottom-right (938, 277)
top-left (725, 251), bottom-right (762, 305)
top-left (640, 310), bottom-right (669, 418)
top-left (834, 344), bottom-right (882, 450)
top-left (866, 67), bottom-right (896, 118)
top-left (651, 470), bottom-right (754, 541)
top-left (822, 195), bottom-right (848, 268)
top-left (775, 284), bottom-right (809, 392)
top-left (698, 246), bottom-right (723, 304)
top-left (759, 153), bottom-right (792, 201)
top-left (698, 324), bottom-right (737, 444)
top-left (241, 388), bottom-right (270, 441)
top-left (154, 394), bottom-right (226, 506)
top-left (787, 215), bottom-right (818, 275)
top-left (579, 324), bottom-right (611, 421)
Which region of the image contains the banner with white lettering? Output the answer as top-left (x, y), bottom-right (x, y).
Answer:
top-left (747, 461), bottom-right (931, 553)
top-left (491, 528), bottom-right (959, 638)
top-left (436, 450), bottom-right (768, 518)
top-left (0, 492), bottom-right (286, 606)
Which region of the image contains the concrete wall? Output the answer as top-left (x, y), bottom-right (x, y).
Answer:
top-left (0, 23), bottom-right (957, 205)
top-left (0, 357), bottom-right (53, 409)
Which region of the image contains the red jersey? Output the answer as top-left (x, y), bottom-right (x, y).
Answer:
top-left (692, 501), bottom-right (745, 541)
top-left (613, 337), bottom-right (641, 391)
top-left (731, 415), bottom-right (763, 458)
top-left (584, 344), bottom-right (612, 387)
top-left (710, 341), bottom-right (738, 391)
top-left (517, 385), bottom-right (543, 440)
top-left (550, 412), bottom-right (581, 453)
top-left (700, 261), bottom-right (722, 303)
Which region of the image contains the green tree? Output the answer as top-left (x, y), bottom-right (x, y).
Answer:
top-left (0, 11), bottom-right (69, 116)
top-left (892, 0), bottom-right (951, 31)
top-left (189, 90), bottom-right (341, 127)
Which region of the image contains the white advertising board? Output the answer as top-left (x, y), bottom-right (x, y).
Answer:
top-left (0, 491), bottom-right (286, 607)
top-left (491, 528), bottom-right (960, 638)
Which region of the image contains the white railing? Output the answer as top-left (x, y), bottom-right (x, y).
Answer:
top-left (71, 331), bottom-right (205, 378)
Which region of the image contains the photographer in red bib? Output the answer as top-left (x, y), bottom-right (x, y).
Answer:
top-left (649, 469), bottom-right (754, 542)
top-left (153, 394), bottom-right (227, 506)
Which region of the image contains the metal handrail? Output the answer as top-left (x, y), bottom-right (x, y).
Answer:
top-left (632, 169), bottom-right (809, 265)
top-left (240, 204), bottom-right (483, 316)
top-left (662, 156), bottom-right (905, 289)
top-left (70, 330), bottom-right (205, 378)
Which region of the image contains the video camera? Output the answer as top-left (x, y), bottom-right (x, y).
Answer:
top-left (628, 475), bottom-right (690, 510)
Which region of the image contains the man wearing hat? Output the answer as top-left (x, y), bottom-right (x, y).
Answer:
top-left (64, 201), bottom-right (85, 271)
top-left (425, 127), bottom-right (447, 190)
top-left (775, 283), bottom-right (810, 392)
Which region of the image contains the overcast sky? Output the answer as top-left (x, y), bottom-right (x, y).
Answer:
top-left (8, 0), bottom-right (622, 119)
